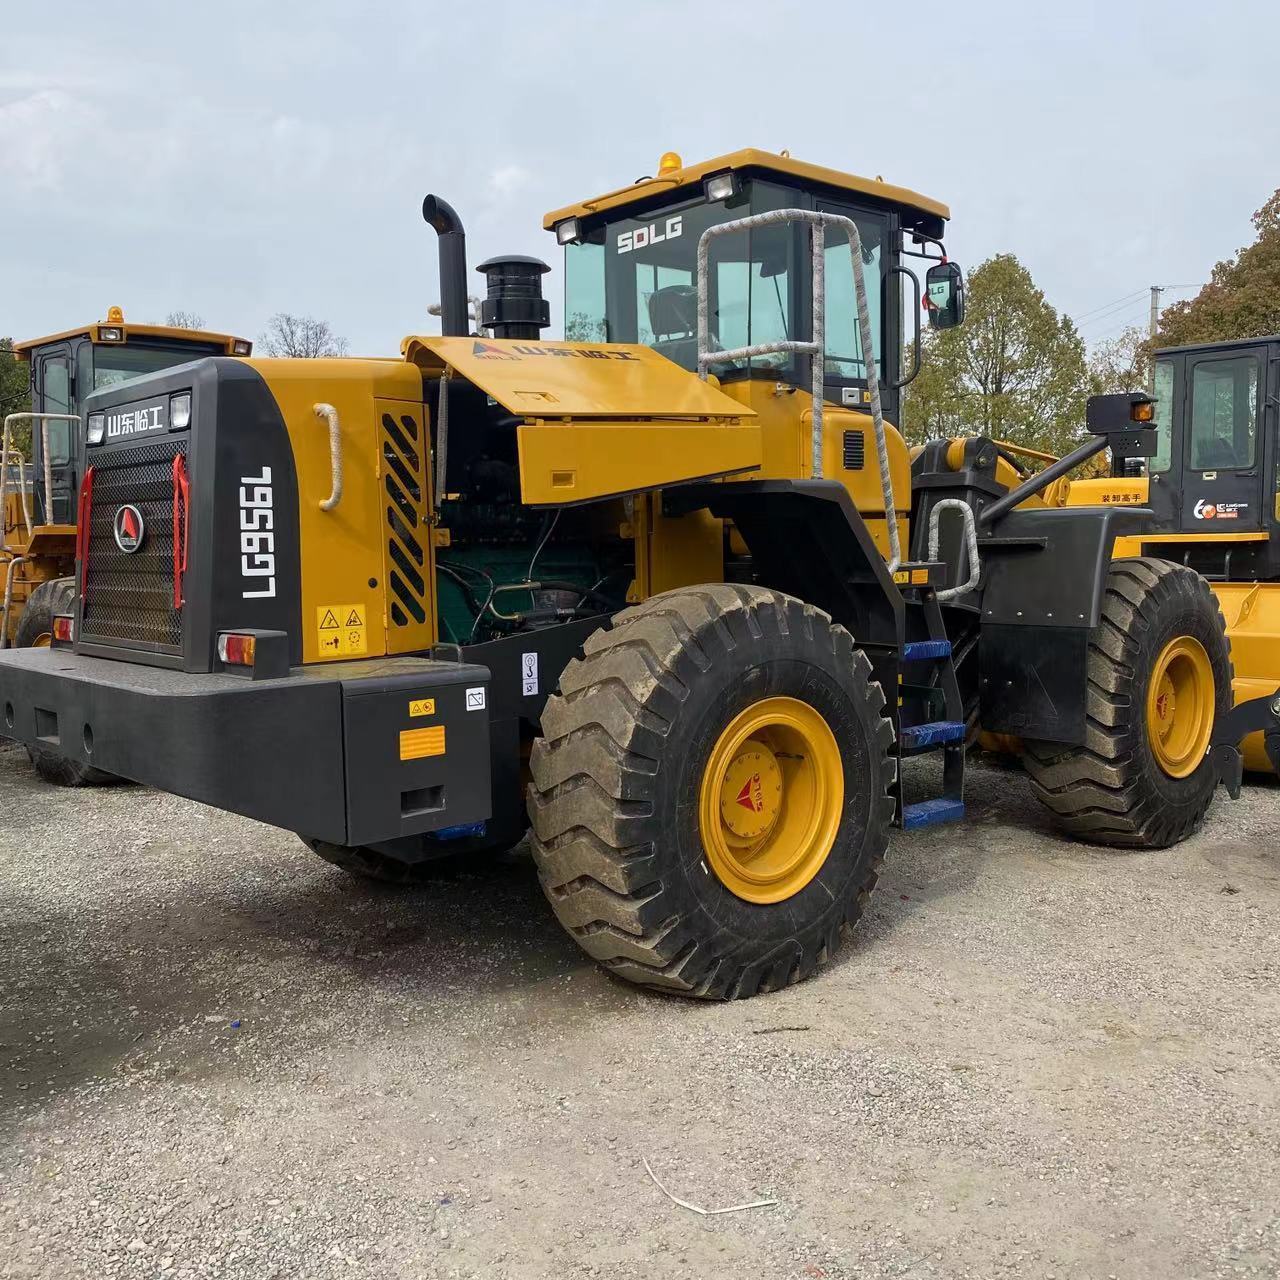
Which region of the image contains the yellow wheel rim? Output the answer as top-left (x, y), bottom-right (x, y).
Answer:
top-left (30, 633), bottom-right (52, 649)
top-left (1146, 635), bottom-right (1214, 779)
top-left (698, 696), bottom-right (843, 905)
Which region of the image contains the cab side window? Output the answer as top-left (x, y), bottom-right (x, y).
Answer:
top-left (38, 355), bottom-right (74, 465)
top-left (1189, 356), bottom-right (1258, 471)
top-left (1149, 359), bottom-right (1174, 473)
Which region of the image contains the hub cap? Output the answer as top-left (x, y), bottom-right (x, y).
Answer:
top-left (698, 696), bottom-right (843, 904)
top-left (1146, 635), bottom-right (1213, 778)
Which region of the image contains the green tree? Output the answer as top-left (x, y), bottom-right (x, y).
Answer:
top-left (1, 338), bottom-right (32, 457)
top-left (902, 254), bottom-right (1089, 456)
top-left (1089, 324), bottom-right (1149, 394)
top-left (1159, 189), bottom-right (1280, 346)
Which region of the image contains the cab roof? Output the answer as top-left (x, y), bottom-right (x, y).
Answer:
top-left (13, 317), bottom-right (251, 362)
top-left (543, 147), bottom-right (950, 234)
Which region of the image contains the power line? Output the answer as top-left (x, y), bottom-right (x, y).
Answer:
top-left (1078, 298), bottom-right (1149, 331)
top-left (1071, 288), bottom-right (1148, 324)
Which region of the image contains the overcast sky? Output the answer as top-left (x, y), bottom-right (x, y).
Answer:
top-left (4, 1), bottom-right (1277, 354)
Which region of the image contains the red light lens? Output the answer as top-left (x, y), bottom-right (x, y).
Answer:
top-left (217, 633), bottom-right (256, 666)
top-left (52, 615), bottom-right (74, 643)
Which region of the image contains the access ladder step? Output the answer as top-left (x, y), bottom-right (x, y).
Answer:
top-left (902, 797), bottom-right (967, 829)
top-left (899, 720), bottom-right (967, 750)
top-left (902, 639), bottom-right (952, 662)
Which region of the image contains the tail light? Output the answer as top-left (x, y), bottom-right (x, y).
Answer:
top-left (217, 633), bottom-right (257, 666)
top-left (172, 454), bottom-right (190, 609)
top-left (52, 615), bottom-right (74, 644)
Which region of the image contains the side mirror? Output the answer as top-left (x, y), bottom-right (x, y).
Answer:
top-left (925, 261), bottom-right (965, 330)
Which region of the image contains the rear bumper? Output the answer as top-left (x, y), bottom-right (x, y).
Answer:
top-left (0, 649), bottom-right (492, 846)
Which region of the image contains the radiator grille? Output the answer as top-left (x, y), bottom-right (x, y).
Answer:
top-left (381, 412), bottom-right (428, 630)
top-left (81, 439), bottom-right (185, 651)
top-left (842, 430), bottom-right (865, 471)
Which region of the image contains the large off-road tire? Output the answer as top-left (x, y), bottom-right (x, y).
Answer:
top-left (15, 578), bottom-right (115, 788)
top-left (302, 838), bottom-right (508, 885)
top-left (1023, 558), bottom-right (1230, 849)
top-left (14, 577), bottom-right (74, 651)
top-left (527, 584), bottom-right (896, 1000)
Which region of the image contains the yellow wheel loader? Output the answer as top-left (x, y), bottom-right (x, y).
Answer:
top-left (0, 150), bottom-right (1274, 999)
top-left (2, 310), bottom-right (251, 782)
top-left (933, 336), bottom-right (1280, 780)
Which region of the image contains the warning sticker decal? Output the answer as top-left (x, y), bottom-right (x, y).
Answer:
top-left (317, 602), bottom-right (367, 657)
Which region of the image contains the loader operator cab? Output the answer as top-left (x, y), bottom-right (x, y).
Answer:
top-left (11, 310), bottom-right (251, 526)
top-left (1145, 336), bottom-right (1279, 540)
top-left (545, 149), bottom-right (966, 425)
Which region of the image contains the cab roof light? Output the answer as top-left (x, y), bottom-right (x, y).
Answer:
top-left (217, 633), bottom-right (257, 667)
top-left (555, 217), bottom-right (582, 246)
top-left (98, 326), bottom-right (124, 343)
top-left (231, 339), bottom-right (252, 356)
top-left (703, 171), bottom-right (739, 203)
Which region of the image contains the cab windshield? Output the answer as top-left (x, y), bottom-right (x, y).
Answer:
top-left (89, 341), bottom-right (215, 392)
top-left (563, 178), bottom-right (889, 385)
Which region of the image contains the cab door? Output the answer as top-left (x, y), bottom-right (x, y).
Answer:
top-left (33, 344), bottom-right (79, 525)
top-left (1178, 347), bottom-right (1266, 531)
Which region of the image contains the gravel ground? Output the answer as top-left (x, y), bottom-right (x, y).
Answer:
top-left (1, 738), bottom-right (1278, 1279)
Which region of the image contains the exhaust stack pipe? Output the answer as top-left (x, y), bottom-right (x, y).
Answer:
top-left (422, 194), bottom-right (469, 337)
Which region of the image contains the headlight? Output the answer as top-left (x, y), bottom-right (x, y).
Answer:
top-left (556, 218), bottom-right (582, 245)
top-left (169, 392), bottom-right (192, 431)
top-left (86, 412), bottom-right (105, 445)
top-left (703, 171), bottom-right (739, 203)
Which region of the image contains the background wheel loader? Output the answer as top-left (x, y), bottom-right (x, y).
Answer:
top-left (0, 149), bottom-right (1274, 1000)
top-left (2, 310), bottom-right (251, 782)
top-left (933, 334), bottom-right (1280, 780)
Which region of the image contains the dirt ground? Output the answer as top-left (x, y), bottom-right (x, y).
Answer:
top-left (1, 739), bottom-right (1277, 1279)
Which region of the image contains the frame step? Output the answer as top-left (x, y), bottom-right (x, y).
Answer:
top-left (899, 720), bottom-right (966, 750)
top-left (902, 797), bottom-right (967, 829)
top-left (902, 639), bottom-right (952, 661)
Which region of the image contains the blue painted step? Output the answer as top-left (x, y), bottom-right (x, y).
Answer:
top-left (899, 720), bottom-right (966, 749)
top-left (902, 797), bottom-right (967, 829)
top-left (902, 639), bottom-right (952, 661)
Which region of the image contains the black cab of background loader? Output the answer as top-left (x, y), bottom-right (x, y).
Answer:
top-left (1141, 335), bottom-right (1280, 576)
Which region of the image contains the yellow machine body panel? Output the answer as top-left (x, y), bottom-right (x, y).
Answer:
top-left (248, 358), bottom-right (436, 663)
top-left (1112, 530), bottom-right (1271, 557)
top-left (517, 419), bottom-right (760, 506)
top-left (719, 380), bottom-right (911, 560)
top-left (1211, 582), bottom-right (1280, 773)
top-left (403, 336), bottom-right (757, 421)
top-left (405, 335), bottom-right (761, 508)
top-left (1062, 475), bottom-right (1150, 508)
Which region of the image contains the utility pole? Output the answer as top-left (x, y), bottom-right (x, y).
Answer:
top-left (1148, 284), bottom-right (1164, 393)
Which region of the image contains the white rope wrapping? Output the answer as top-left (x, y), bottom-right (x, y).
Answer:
top-left (927, 497), bottom-right (981, 601)
top-left (0, 555), bottom-right (29, 649)
top-left (435, 368), bottom-right (452, 502)
top-left (313, 403), bottom-right (342, 511)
